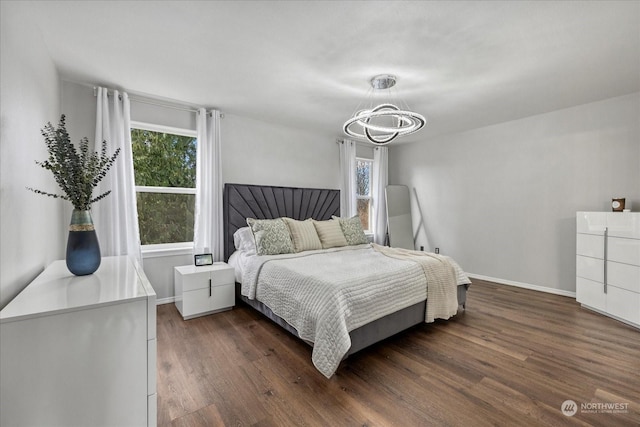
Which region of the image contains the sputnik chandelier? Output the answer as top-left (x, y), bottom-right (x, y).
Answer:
top-left (343, 74), bottom-right (426, 145)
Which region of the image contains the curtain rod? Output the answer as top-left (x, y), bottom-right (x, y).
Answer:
top-left (335, 138), bottom-right (381, 149)
top-left (93, 87), bottom-right (221, 116)
top-left (129, 95), bottom-right (199, 114)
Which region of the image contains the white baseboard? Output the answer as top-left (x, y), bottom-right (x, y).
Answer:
top-left (467, 273), bottom-right (576, 298)
top-left (155, 276), bottom-right (576, 304)
top-left (156, 297), bottom-right (175, 305)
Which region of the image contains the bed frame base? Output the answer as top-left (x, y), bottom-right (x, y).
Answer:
top-left (236, 283), bottom-right (469, 357)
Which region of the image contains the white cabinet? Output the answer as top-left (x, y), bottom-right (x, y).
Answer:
top-left (0, 256), bottom-right (157, 427)
top-left (576, 212), bottom-right (640, 328)
top-left (174, 263), bottom-right (235, 320)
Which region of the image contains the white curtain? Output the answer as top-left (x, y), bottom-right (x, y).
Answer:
top-left (94, 87), bottom-right (141, 263)
top-left (339, 139), bottom-right (357, 217)
top-left (372, 146), bottom-right (389, 245)
top-left (194, 108), bottom-right (223, 261)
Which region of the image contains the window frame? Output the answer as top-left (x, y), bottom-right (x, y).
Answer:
top-left (130, 121), bottom-right (198, 253)
top-left (356, 157), bottom-right (373, 233)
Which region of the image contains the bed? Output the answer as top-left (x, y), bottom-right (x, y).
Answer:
top-left (223, 183), bottom-right (471, 378)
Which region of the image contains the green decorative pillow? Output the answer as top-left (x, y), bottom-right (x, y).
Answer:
top-left (283, 218), bottom-right (322, 252)
top-left (246, 218), bottom-right (294, 255)
top-left (334, 215), bottom-right (369, 245)
top-left (313, 219), bottom-right (348, 249)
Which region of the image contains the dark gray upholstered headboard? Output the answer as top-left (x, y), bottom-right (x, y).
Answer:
top-left (223, 183), bottom-right (340, 261)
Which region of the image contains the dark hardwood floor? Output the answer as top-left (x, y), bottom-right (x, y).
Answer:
top-left (157, 279), bottom-right (640, 426)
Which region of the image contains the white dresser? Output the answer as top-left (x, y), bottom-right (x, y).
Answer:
top-left (576, 212), bottom-right (640, 328)
top-left (0, 256), bottom-right (157, 427)
top-left (174, 262), bottom-right (235, 320)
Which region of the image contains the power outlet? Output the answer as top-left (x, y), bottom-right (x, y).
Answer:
top-left (435, 248), bottom-right (440, 254)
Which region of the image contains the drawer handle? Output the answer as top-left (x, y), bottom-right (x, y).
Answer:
top-left (209, 278), bottom-right (212, 297)
top-left (603, 227), bottom-right (608, 294)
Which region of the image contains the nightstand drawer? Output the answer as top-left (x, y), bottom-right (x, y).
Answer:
top-left (181, 284), bottom-right (235, 318)
top-left (210, 268), bottom-right (235, 287)
top-left (209, 283), bottom-right (235, 310)
top-left (175, 265), bottom-right (235, 292)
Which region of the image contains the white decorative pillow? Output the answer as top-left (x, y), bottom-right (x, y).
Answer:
top-left (233, 226), bottom-right (256, 255)
top-left (313, 219), bottom-right (348, 249)
top-left (283, 218), bottom-right (322, 252)
top-left (334, 215), bottom-right (369, 245)
top-left (246, 218), bottom-right (294, 255)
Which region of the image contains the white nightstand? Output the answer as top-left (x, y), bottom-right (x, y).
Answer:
top-left (174, 262), bottom-right (235, 320)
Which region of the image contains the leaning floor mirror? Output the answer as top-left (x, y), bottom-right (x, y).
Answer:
top-left (385, 185), bottom-right (414, 250)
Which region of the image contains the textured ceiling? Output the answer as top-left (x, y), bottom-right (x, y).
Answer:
top-left (16, 0), bottom-right (640, 143)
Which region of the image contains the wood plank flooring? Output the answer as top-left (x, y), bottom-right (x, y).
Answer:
top-left (156, 279), bottom-right (640, 426)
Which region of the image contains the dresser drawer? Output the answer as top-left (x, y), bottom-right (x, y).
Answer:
top-left (607, 285), bottom-right (640, 325)
top-left (576, 255), bottom-right (603, 283)
top-left (607, 262), bottom-right (640, 293)
top-left (576, 277), bottom-right (606, 311)
top-left (577, 212), bottom-right (606, 235)
top-left (577, 233), bottom-right (604, 258)
top-left (608, 237), bottom-right (640, 266)
top-left (607, 213), bottom-right (640, 239)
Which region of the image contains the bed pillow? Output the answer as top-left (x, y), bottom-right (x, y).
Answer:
top-left (246, 218), bottom-right (294, 255)
top-left (283, 218), bottom-right (322, 252)
top-left (313, 219), bottom-right (348, 249)
top-left (233, 226), bottom-right (257, 255)
top-left (333, 215), bottom-right (369, 245)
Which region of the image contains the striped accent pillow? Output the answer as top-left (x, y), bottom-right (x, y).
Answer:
top-left (283, 218), bottom-right (322, 252)
top-left (313, 219), bottom-right (348, 249)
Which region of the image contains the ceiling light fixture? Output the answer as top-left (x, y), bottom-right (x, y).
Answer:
top-left (343, 74), bottom-right (426, 145)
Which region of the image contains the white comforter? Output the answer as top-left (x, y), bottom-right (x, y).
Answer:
top-left (240, 244), bottom-right (470, 378)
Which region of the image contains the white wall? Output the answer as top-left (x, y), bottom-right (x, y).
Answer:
top-left (60, 81), bottom-right (340, 300)
top-left (389, 92), bottom-right (640, 294)
top-left (221, 113), bottom-right (340, 189)
top-left (0, 3), bottom-right (64, 309)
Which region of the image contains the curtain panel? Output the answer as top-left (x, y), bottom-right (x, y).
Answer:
top-left (94, 87), bottom-right (142, 263)
top-left (339, 139), bottom-right (357, 218)
top-left (194, 108), bottom-right (223, 261)
top-left (372, 146), bottom-right (389, 245)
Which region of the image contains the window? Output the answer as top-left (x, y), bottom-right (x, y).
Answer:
top-left (131, 123), bottom-right (197, 246)
top-left (356, 158), bottom-right (372, 231)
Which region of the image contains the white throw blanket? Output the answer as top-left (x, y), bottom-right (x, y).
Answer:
top-left (371, 244), bottom-right (459, 322)
top-left (241, 245), bottom-right (469, 378)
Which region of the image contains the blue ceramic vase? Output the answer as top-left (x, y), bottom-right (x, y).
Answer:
top-left (66, 209), bottom-right (101, 275)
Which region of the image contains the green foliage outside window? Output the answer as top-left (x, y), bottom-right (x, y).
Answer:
top-left (131, 129), bottom-right (197, 245)
top-left (131, 129), bottom-right (196, 188)
top-left (136, 192), bottom-right (195, 245)
top-left (356, 160), bottom-right (370, 197)
top-left (356, 159), bottom-right (371, 231)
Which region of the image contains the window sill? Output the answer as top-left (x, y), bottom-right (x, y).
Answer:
top-left (141, 242), bottom-right (193, 259)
